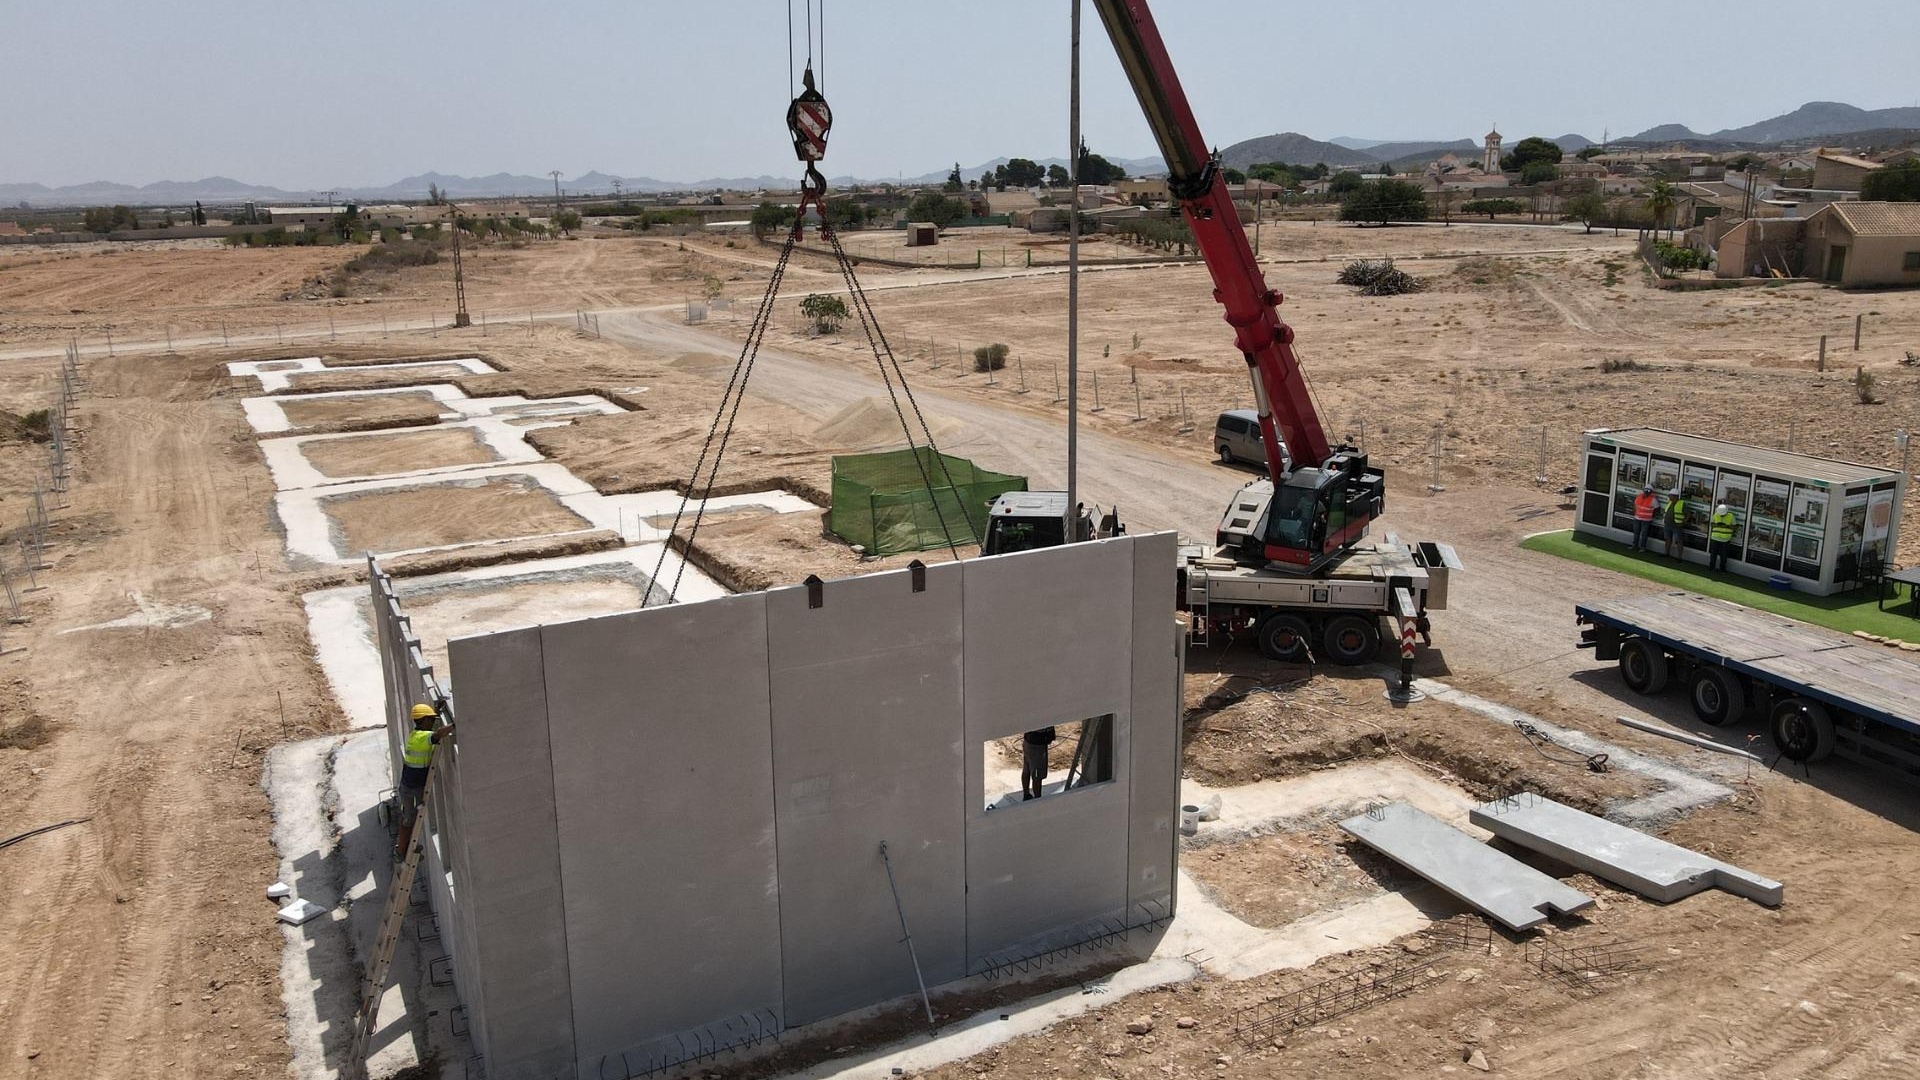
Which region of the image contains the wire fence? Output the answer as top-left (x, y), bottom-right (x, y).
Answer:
top-left (0, 343), bottom-right (86, 654)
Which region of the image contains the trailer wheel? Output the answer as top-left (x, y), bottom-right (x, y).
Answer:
top-left (1257, 614), bottom-right (1313, 664)
top-left (1770, 698), bottom-right (1836, 763)
top-left (1617, 637), bottom-right (1669, 694)
top-left (1687, 666), bottom-right (1746, 727)
top-left (1320, 614), bottom-right (1380, 667)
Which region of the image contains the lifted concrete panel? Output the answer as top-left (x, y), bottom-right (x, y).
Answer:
top-left (1340, 802), bottom-right (1595, 931)
top-left (1125, 532), bottom-right (1181, 920)
top-left (765, 562), bottom-right (968, 1025)
top-left (446, 627), bottom-right (576, 1078)
top-left (540, 595), bottom-right (782, 1065)
top-left (1471, 792), bottom-right (1784, 907)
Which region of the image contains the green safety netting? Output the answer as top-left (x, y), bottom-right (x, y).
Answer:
top-left (829, 448), bottom-right (1026, 554)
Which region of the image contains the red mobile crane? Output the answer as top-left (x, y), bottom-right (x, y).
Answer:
top-left (983, 0), bottom-right (1457, 665)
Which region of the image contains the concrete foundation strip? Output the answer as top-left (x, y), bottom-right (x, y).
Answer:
top-left (1470, 791), bottom-right (1784, 906)
top-left (1338, 801), bottom-right (1595, 931)
top-left (1615, 715), bottom-right (1764, 761)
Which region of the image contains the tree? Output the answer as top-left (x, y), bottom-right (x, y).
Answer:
top-left (1077, 140), bottom-right (1127, 185)
top-left (751, 200), bottom-right (793, 240)
top-left (1576, 145), bottom-right (1606, 161)
top-left (1000, 157), bottom-right (1045, 188)
top-left (1862, 159), bottom-right (1920, 202)
top-left (192, 201), bottom-right (206, 226)
top-left (1519, 162), bottom-right (1559, 186)
top-left (1328, 170), bottom-right (1365, 195)
top-left (1564, 191), bottom-right (1607, 233)
top-left (827, 199), bottom-right (868, 229)
top-left (333, 203), bottom-right (360, 240)
top-left (1500, 136), bottom-right (1563, 174)
top-left (906, 192), bottom-right (968, 228)
top-left (799, 293), bottom-right (848, 334)
top-left (1339, 179), bottom-right (1428, 225)
top-left (1461, 198), bottom-right (1523, 218)
top-left (1379, 161), bottom-right (1394, 177)
top-left (1046, 163), bottom-right (1069, 188)
top-left (1222, 166), bottom-right (1247, 185)
top-left (1645, 179), bottom-right (1677, 239)
top-left (427, 182), bottom-right (445, 205)
top-left (944, 163), bottom-right (963, 193)
top-left (553, 210), bottom-right (582, 236)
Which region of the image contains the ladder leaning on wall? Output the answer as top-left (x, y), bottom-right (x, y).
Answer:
top-left (345, 757), bottom-right (439, 1077)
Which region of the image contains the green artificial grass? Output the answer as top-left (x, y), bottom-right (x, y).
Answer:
top-left (1521, 529), bottom-right (1920, 641)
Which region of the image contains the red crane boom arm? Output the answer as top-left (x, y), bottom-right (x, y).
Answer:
top-left (1091, 0), bottom-right (1333, 479)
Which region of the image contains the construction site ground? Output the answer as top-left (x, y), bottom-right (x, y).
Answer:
top-left (1, 221), bottom-right (1918, 1079)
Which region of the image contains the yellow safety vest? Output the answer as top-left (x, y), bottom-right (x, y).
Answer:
top-left (1667, 498), bottom-right (1686, 524)
top-left (1710, 511), bottom-right (1737, 541)
top-left (403, 729), bottom-right (436, 768)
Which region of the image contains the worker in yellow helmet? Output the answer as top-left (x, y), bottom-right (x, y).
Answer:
top-left (393, 701), bottom-right (455, 859)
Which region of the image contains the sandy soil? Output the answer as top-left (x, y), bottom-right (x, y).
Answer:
top-left (4, 221), bottom-right (1919, 1080)
top-left (273, 390), bottom-right (446, 431)
top-left (299, 426), bottom-right (495, 478)
top-left (401, 575), bottom-right (648, 679)
top-left (1184, 826), bottom-right (1406, 929)
top-left (321, 476), bottom-right (591, 555)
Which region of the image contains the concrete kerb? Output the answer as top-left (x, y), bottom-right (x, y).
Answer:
top-left (241, 383), bottom-right (626, 436)
top-left (226, 355), bottom-right (498, 393)
top-left (1406, 674), bottom-right (1735, 825)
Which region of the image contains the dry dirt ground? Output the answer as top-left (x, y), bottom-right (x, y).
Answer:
top-left (2, 225), bottom-right (1919, 1080)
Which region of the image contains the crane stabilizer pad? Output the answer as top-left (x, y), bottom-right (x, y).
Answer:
top-left (1338, 802), bottom-right (1594, 931)
top-left (1471, 792), bottom-right (1784, 907)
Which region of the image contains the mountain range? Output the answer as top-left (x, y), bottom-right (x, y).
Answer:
top-left (5, 101), bottom-right (1913, 208)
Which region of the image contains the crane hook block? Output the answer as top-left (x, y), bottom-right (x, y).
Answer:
top-left (787, 66), bottom-right (832, 163)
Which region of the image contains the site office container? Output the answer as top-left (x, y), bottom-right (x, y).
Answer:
top-left (1574, 428), bottom-right (1905, 597)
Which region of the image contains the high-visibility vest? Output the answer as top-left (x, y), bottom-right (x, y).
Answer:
top-left (403, 729), bottom-right (436, 768)
top-left (1634, 493), bottom-right (1656, 520)
top-left (1667, 498), bottom-right (1687, 524)
top-left (1710, 511), bottom-right (1737, 541)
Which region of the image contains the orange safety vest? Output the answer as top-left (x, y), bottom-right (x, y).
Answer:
top-left (1633, 492), bottom-right (1657, 521)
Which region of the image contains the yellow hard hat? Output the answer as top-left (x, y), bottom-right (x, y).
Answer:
top-left (410, 703), bottom-right (437, 721)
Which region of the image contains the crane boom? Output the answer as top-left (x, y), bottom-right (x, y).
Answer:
top-left (1091, 0), bottom-right (1330, 477)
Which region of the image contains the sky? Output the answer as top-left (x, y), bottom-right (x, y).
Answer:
top-left (4, 0), bottom-right (1917, 189)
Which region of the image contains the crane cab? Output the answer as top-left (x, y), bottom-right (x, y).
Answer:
top-left (1215, 450), bottom-right (1385, 575)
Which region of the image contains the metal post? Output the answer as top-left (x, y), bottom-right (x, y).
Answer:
top-left (1091, 372), bottom-right (1103, 412)
top-left (878, 842), bottom-right (938, 1031)
top-left (1818, 334), bottom-right (1826, 371)
top-left (1017, 356), bottom-right (1028, 393)
top-left (1178, 386), bottom-right (1193, 433)
top-left (222, 321), bottom-right (229, 348)
top-left (1854, 313), bottom-right (1862, 351)
top-left (105, 327), bottom-right (114, 356)
top-left (329, 312), bottom-right (336, 341)
top-left (1536, 425), bottom-right (1549, 484)
top-left (165, 326), bottom-right (173, 352)
top-left (1052, 361), bottom-right (1061, 403)
top-left (1065, 0), bottom-right (1081, 535)
top-left (1133, 381), bottom-right (1143, 420)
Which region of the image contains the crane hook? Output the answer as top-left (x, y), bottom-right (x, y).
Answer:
top-left (786, 64), bottom-right (832, 222)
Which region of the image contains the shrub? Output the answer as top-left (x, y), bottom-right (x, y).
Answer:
top-left (1461, 198), bottom-right (1523, 218)
top-left (1600, 357), bottom-right (1644, 373)
top-left (1856, 369), bottom-right (1879, 404)
top-left (1337, 258), bottom-right (1424, 295)
top-left (18, 408), bottom-right (51, 442)
top-left (799, 293), bottom-right (848, 334)
top-left (0, 714), bottom-right (50, 750)
top-left (1651, 240), bottom-right (1705, 274)
top-left (972, 343), bottom-right (1009, 372)
top-left (342, 241), bottom-right (442, 273)
top-left (1339, 179), bottom-right (1428, 225)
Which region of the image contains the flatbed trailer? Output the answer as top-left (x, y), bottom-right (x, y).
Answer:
top-left (1576, 590), bottom-right (1920, 772)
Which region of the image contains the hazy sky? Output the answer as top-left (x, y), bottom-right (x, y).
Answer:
top-left (5, 0), bottom-right (1916, 188)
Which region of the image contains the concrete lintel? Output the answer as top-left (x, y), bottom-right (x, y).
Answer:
top-left (1471, 792), bottom-right (1784, 907)
top-left (1339, 801), bottom-right (1594, 931)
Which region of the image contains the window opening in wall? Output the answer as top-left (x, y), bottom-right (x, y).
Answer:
top-left (983, 715), bottom-right (1114, 810)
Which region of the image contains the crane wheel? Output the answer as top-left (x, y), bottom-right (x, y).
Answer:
top-left (1687, 666), bottom-right (1745, 726)
top-left (1257, 614), bottom-right (1313, 664)
top-left (1320, 614), bottom-right (1380, 666)
top-left (1770, 697), bottom-right (1836, 763)
top-left (1618, 637), bottom-right (1669, 694)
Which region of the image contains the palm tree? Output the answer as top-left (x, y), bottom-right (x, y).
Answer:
top-left (1646, 179), bottom-right (1677, 240)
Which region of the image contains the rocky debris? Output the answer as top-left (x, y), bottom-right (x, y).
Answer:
top-left (1176, 1016), bottom-right (1199, 1029)
top-left (1125, 1016), bottom-right (1155, 1036)
top-left (1466, 1047), bottom-right (1491, 1071)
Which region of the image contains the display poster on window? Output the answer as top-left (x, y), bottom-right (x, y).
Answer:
top-left (1682, 464), bottom-right (1717, 533)
top-left (1648, 457), bottom-right (1681, 494)
top-left (1747, 477), bottom-right (1789, 557)
top-left (1866, 489), bottom-right (1895, 552)
top-left (1715, 471), bottom-right (1751, 540)
top-left (1839, 490), bottom-right (1869, 554)
top-left (1613, 452), bottom-right (1648, 519)
top-left (1788, 485), bottom-right (1828, 562)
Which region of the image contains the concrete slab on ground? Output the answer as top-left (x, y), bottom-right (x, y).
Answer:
top-left (1471, 791), bottom-right (1784, 906)
top-left (1340, 801), bottom-right (1594, 931)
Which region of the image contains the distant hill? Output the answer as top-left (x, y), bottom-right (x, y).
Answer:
top-left (1219, 133), bottom-right (1378, 170)
top-left (1327, 136), bottom-right (1385, 150)
top-left (1629, 123), bottom-right (1706, 143)
top-left (1630, 102), bottom-right (1920, 145)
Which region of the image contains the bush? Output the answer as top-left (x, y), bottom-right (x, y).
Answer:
top-left (18, 408), bottom-right (51, 442)
top-left (972, 343), bottom-right (1009, 372)
top-left (342, 241), bottom-right (442, 273)
top-left (1112, 217), bottom-right (1193, 253)
top-left (1651, 240), bottom-right (1704, 273)
top-left (1856, 369), bottom-right (1879, 404)
top-left (1339, 179), bottom-right (1427, 225)
top-left (751, 201), bottom-right (794, 240)
top-left (799, 293), bottom-right (848, 334)
top-left (906, 193), bottom-right (970, 229)
top-left (1461, 198), bottom-right (1523, 218)
top-left (1599, 357), bottom-right (1645, 373)
top-left (1336, 258), bottom-right (1424, 295)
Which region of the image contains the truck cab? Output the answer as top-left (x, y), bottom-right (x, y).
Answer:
top-left (980, 491), bottom-right (1123, 555)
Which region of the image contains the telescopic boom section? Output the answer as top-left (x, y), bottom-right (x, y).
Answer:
top-left (1091, 0), bottom-right (1332, 477)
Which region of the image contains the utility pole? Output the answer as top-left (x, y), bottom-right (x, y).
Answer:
top-left (549, 171), bottom-right (564, 218)
top-left (321, 189), bottom-right (337, 212)
top-left (1065, 0), bottom-right (1081, 535)
top-left (448, 204), bottom-right (471, 328)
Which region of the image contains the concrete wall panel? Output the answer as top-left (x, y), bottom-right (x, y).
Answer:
top-left (765, 563), bottom-right (968, 1026)
top-left (1125, 532), bottom-right (1180, 918)
top-left (961, 540), bottom-right (1136, 967)
top-left (539, 595), bottom-right (782, 1065)
top-left (447, 627), bottom-right (575, 1078)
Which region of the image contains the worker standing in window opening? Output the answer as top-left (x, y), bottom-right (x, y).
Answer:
top-left (1709, 503), bottom-right (1738, 571)
top-left (1664, 488), bottom-right (1688, 560)
top-left (1021, 726), bottom-right (1057, 801)
top-left (394, 702), bottom-right (456, 858)
top-left (1632, 485), bottom-right (1658, 551)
